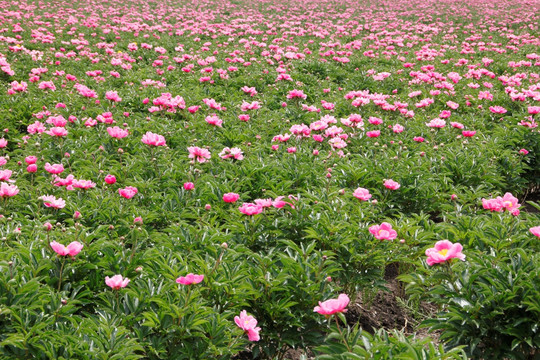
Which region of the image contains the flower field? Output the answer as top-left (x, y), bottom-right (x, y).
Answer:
top-left (0, 0), bottom-right (539, 358)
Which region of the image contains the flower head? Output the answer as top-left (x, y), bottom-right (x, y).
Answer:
top-left (119, 186), bottom-right (138, 199)
top-left (105, 275), bottom-right (130, 290)
top-left (353, 188), bottom-right (372, 201)
top-left (188, 146), bottom-right (211, 163)
top-left (50, 241), bottom-right (83, 257)
top-left (314, 294), bottom-right (350, 316)
top-left (383, 179), bottom-right (400, 190)
top-left (238, 202), bottom-right (263, 215)
top-left (369, 222), bottom-right (398, 240)
top-left (234, 310), bottom-right (261, 341)
top-left (223, 192), bottom-right (240, 203)
top-left (425, 240), bottom-right (466, 266)
top-left (176, 273), bottom-right (204, 285)
top-left (141, 131), bottom-right (166, 146)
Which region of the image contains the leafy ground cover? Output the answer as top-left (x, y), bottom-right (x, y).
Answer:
top-left (0, 0), bottom-right (539, 358)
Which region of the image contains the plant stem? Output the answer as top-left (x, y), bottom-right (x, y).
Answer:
top-left (57, 257), bottom-right (66, 292)
top-left (334, 315), bottom-right (351, 352)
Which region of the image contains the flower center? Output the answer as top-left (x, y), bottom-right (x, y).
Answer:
top-left (503, 201), bottom-right (513, 208)
top-left (438, 249), bottom-right (448, 256)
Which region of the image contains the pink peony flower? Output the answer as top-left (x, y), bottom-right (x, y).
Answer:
top-left (40, 195), bottom-right (66, 209)
top-left (107, 126), bottom-right (129, 139)
top-left (105, 90), bottom-right (122, 102)
top-left (489, 106), bottom-right (507, 114)
top-left (530, 226), bottom-right (540, 237)
top-left (119, 186), bottom-right (138, 199)
top-left (141, 131), bottom-right (166, 146)
top-left (383, 179), bottom-right (400, 190)
top-left (183, 182), bottom-right (194, 190)
top-left (45, 127), bottom-right (68, 137)
top-left (272, 196), bottom-right (294, 209)
top-left (104, 174), bottom-right (117, 184)
top-left (425, 119), bottom-right (446, 128)
top-left (238, 202), bottom-right (263, 215)
top-left (0, 182), bottom-right (19, 197)
top-left (353, 188), bottom-right (372, 201)
top-left (425, 240), bottom-right (466, 266)
top-left (223, 192), bottom-right (240, 203)
top-left (50, 241), bottom-right (83, 257)
top-left (287, 89), bottom-right (307, 99)
top-left (369, 222), bottom-right (398, 240)
top-left (105, 275), bottom-right (130, 290)
top-left (25, 156), bottom-right (37, 165)
top-left (44, 163), bottom-right (64, 175)
top-left (176, 273), bottom-right (204, 285)
top-left (314, 294), bottom-right (350, 315)
top-left (188, 146), bottom-right (211, 163)
top-left (234, 310), bottom-right (261, 341)
top-left (366, 130), bottom-right (380, 138)
top-left (205, 115), bottom-right (223, 127)
top-left (219, 147), bottom-right (244, 160)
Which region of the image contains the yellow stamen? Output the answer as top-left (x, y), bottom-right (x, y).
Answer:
top-left (438, 249), bottom-right (448, 256)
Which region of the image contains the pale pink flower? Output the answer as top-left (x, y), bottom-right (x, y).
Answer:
top-left (188, 146), bottom-right (211, 163)
top-left (0, 169), bottom-right (12, 182)
top-left (105, 90), bottom-right (122, 102)
top-left (369, 222), bottom-right (398, 240)
top-left (141, 132), bottom-right (166, 146)
top-left (205, 115), bottom-right (223, 127)
top-left (45, 127), bottom-right (68, 137)
top-left (425, 119), bottom-right (446, 128)
top-left (384, 179), bottom-right (400, 190)
top-left (353, 188), bottom-right (372, 201)
top-left (255, 198), bottom-right (273, 208)
top-left (176, 273), bottom-right (204, 285)
top-left (0, 182), bottom-right (19, 197)
top-left (40, 195), bottom-right (66, 209)
top-left (107, 126), bottom-right (129, 139)
top-left (219, 147), bottom-right (244, 160)
top-left (530, 226), bottom-right (540, 237)
top-left (489, 106), bottom-right (507, 114)
top-left (500, 192), bottom-right (520, 212)
top-left (287, 89), bottom-right (307, 99)
top-left (72, 179), bottom-right (96, 190)
top-left (314, 294), bottom-right (350, 315)
top-left (482, 198), bottom-right (504, 212)
top-left (425, 240), bottom-right (466, 266)
top-left (393, 124), bottom-right (404, 133)
top-left (105, 275), bottom-right (130, 290)
top-left (44, 163), bottom-right (64, 175)
top-left (238, 202), bottom-right (263, 215)
top-left (234, 310), bottom-right (261, 341)
top-left (50, 241), bottom-right (83, 257)
top-left (272, 196), bottom-right (294, 209)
